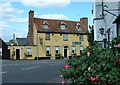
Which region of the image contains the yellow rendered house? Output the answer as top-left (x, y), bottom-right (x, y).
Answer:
top-left (9, 10), bottom-right (89, 60)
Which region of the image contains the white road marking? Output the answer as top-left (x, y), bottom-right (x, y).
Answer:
top-left (0, 71), bottom-right (7, 74)
top-left (21, 66), bottom-right (41, 70)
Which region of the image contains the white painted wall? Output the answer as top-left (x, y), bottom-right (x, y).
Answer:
top-left (93, 1), bottom-right (119, 41)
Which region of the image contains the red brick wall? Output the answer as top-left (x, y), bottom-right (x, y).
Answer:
top-left (28, 10), bottom-right (34, 45)
top-left (80, 17), bottom-right (88, 31)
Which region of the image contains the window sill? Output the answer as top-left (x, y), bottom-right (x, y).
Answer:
top-left (26, 55), bottom-right (32, 57)
top-left (55, 54), bottom-right (60, 56)
top-left (46, 54), bottom-right (51, 56)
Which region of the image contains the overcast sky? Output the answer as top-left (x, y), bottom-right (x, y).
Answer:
top-left (0, 0), bottom-right (93, 42)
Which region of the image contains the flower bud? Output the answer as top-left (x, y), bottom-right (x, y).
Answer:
top-left (88, 67), bottom-right (90, 71)
top-left (61, 75), bottom-right (63, 78)
top-left (62, 80), bottom-right (67, 85)
top-left (64, 64), bottom-right (70, 69)
top-left (87, 52), bottom-right (91, 56)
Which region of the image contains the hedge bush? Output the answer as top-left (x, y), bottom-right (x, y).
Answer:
top-left (60, 37), bottom-right (120, 85)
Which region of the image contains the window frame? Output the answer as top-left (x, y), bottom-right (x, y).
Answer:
top-left (63, 34), bottom-right (68, 41)
top-left (43, 21), bottom-right (49, 28)
top-left (60, 24), bottom-right (66, 29)
top-left (80, 35), bottom-right (84, 41)
top-left (43, 24), bottom-right (49, 28)
top-left (77, 25), bottom-right (81, 31)
top-left (46, 46), bottom-right (51, 56)
top-left (76, 23), bottom-right (81, 31)
top-left (26, 48), bottom-right (32, 56)
top-left (72, 46), bottom-right (76, 54)
top-left (45, 33), bottom-right (50, 40)
top-left (55, 46), bottom-right (60, 54)
top-left (80, 46), bottom-right (84, 53)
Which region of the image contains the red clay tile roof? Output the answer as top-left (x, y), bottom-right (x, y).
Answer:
top-left (34, 18), bottom-right (88, 34)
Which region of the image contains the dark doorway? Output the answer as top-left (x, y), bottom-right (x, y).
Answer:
top-left (64, 46), bottom-right (67, 58)
top-left (16, 49), bottom-right (20, 59)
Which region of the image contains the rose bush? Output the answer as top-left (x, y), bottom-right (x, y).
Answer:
top-left (60, 37), bottom-right (120, 85)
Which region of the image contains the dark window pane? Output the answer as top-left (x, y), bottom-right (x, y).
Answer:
top-left (46, 33), bottom-right (50, 40)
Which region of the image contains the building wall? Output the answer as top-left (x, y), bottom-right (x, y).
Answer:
top-left (93, 1), bottom-right (119, 42)
top-left (36, 33), bottom-right (88, 58)
top-left (8, 32), bottom-right (88, 60)
top-left (0, 38), bottom-right (10, 59)
top-left (9, 46), bottom-right (37, 60)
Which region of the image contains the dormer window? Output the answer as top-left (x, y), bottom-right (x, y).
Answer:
top-left (44, 24), bottom-right (48, 28)
top-left (60, 21), bottom-right (66, 29)
top-left (76, 23), bottom-right (81, 31)
top-left (43, 21), bottom-right (49, 28)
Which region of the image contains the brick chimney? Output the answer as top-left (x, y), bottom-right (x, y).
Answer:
top-left (28, 10), bottom-right (34, 45)
top-left (80, 17), bottom-right (88, 31)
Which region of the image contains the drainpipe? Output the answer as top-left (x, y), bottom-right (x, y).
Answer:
top-left (37, 34), bottom-right (39, 60)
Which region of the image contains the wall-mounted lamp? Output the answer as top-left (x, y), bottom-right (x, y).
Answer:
top-left (39, 38), bottom-right (43, 44)
top-left (99, 27), bottom-right (105, 35)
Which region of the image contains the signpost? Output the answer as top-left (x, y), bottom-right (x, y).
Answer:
top-left (72, 42), bottom-right (82, 45)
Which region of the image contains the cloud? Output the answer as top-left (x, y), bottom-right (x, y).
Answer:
top-left (0, 2), bottom-right (24, 14)
top-left (40, 14), bottom-right (67, 20)
top-left (0, 21), bottom-right (10, 28)
top-left (0, 2), bottom-right (28, 41)
top-left (1, 0), bottom-right (71, 9)
top-left (0, 2), bottom-right (27, 23)
top-left (9, 18), bottom-right (28, 23)
top-left (20, 0), bottom-right (71, 9)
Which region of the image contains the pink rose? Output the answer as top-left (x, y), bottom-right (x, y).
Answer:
top-left (88, 67), bottom-right (91, 71)
top-left (88, 76), bottom-right (100, 82)
top-left (115, 59), bottom-right (120, 65)
top-left (94, 77), bottom-right (100, 82)
top-left (118, 43), bottom-right (120, 48)
top-left (64, 64), bottom-right (70, 69)
top-left (115, 59), bottom-right (120, 62)
top-left (62, 80), bottom-right (67, 85)
top-left (87, 52), bottom-right (91, 56)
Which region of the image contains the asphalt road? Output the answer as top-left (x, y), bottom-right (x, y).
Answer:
top-left (1, 60), bottom-right (66, 84)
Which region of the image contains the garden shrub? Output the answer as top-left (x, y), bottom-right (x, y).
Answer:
top-left (60, 37), bottom-right (120, 85)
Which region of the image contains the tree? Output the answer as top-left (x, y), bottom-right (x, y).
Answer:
top-left (88, 25), bottom-right (94, 46)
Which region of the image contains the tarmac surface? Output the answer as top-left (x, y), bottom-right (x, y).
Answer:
top-left (1, 60), bottom-right (67, 84)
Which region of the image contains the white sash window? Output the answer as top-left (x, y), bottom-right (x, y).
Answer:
top-left (80, 46), bottom-right (84, 52)
top-left (26, 48), bottom-right (32, 55)
top-left (63, 34), bottom-right (68, 41)
top-left (45, 33), bottom-right (50, 40)
top-left (46, 46), bottom-right (51, 55)
top-left (80, 35), bottom-right (84, 41)
top-left (55, 46), bottom-right (59, 54)
top-left (72, 46), bottom-right (76, 54)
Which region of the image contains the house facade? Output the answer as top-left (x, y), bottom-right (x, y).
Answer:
top-left (93, 0), bottom-right (120, 47)
top-left (113, 14), bottom-right (120, 37)
top-left (0, 38), bottom-right (10, 59)
top-left (9, 10), bottom-right (89, 60)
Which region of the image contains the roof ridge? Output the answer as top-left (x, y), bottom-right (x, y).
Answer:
top-left (34, 18), bottom-right (80, 22)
